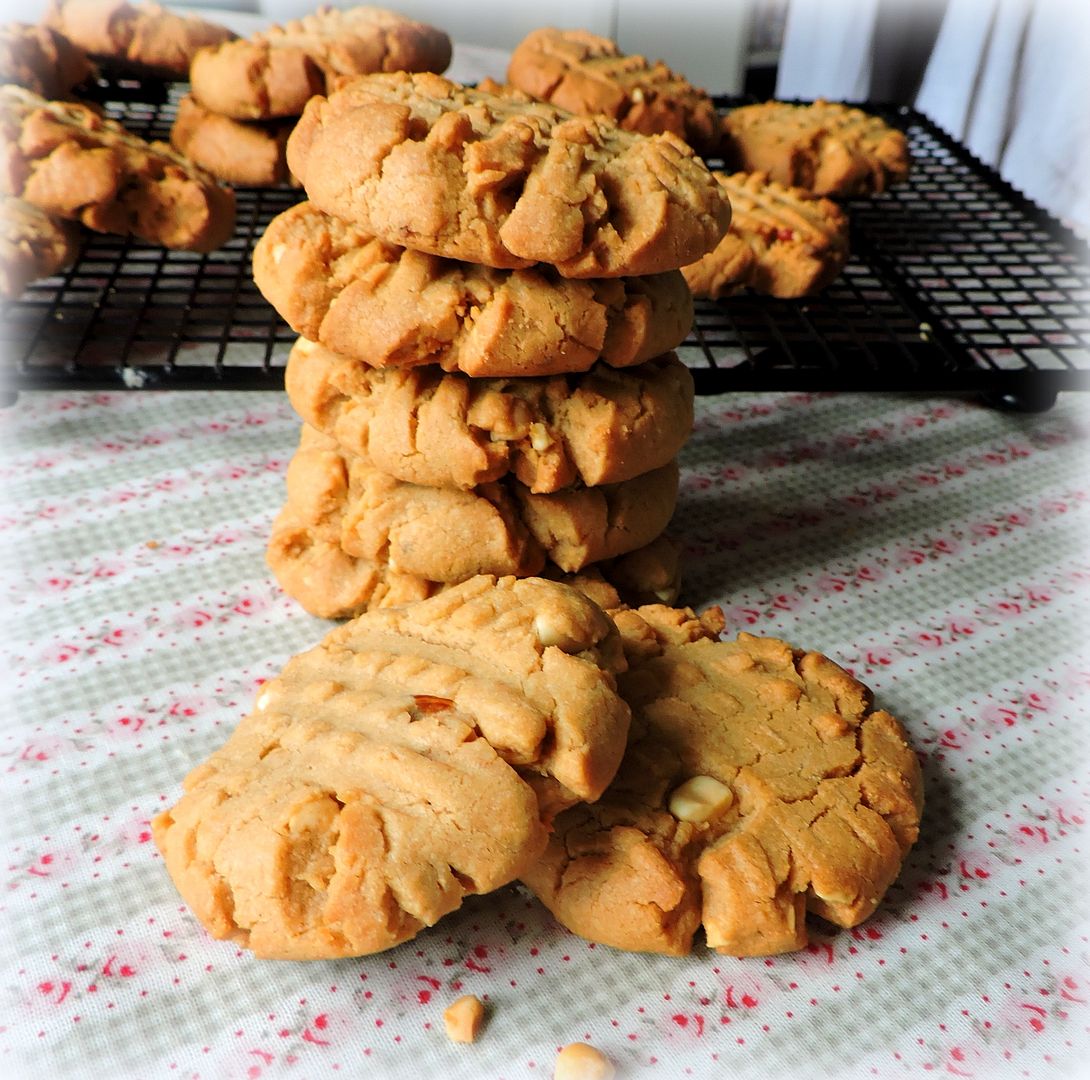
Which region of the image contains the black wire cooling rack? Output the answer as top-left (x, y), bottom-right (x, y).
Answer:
top-left (2, 80), bottom-right (1088, 410)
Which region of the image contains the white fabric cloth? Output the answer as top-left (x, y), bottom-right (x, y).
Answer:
top-left (775, 0), bottom-right (1090, 231)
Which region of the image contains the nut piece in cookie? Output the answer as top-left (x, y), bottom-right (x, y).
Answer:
top-left (287, 71), bottom-right (730, 277)
top-left (683, 170), bottom-right (850, 299)
top-left (522, 605), bottom-right (924, 956)
top-left (42, 0), bottom-right (235, 78)
top-left (171, 95), bottom-right (297, 188)
top-left (0, 22), bottom-right (93, 97)
top-left (722, 99), bottom-right (910, 197)
top-left (0, 194), bottom-right (79, 296)
top-left (253, 201), bottom-right (693, 376)
top-left (190, 5), bottom-right (452, 121)
top-left (0, 85), bottom-right (236, 251)
top-left (283, 335), bottom-right (694, 492)
top-left (152, 576), bottom-right (631, 958)
top-left (507, 27), bottom-right (721, 157)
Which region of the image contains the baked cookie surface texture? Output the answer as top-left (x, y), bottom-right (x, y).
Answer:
top-left (286, 71), bottom-right (730, 277)
top-left (0, 21), bottom-right (93, 96)
top-left (506, 27), bottom-right (721, 156)
top-left (189, 5), bottom-right (452, 121)
top-left (522, 604), bottom-right (924, 956)
top-left (683, 170), bottom-right (850, 299)
top-left (42, 0), bottom-right (235, 77)
top-left (253, 201), bottom-right (693, 375)
top-left (170, 95), bottom-right (297, 188)
top-left (283, 336), bottom-right (694, 493)
top-left (153, 575), bottom-right (630, 959)
top-left (0, 193), bottom-right (79, 296)
top-left (0, 85), bottom-right (236, 251)
top-left (723, 99), bottom-right (910, 196)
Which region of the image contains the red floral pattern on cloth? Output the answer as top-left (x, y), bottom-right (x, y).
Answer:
top-left (1, 389), bottom-right (1087, 1079)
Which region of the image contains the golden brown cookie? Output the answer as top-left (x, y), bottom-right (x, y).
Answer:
top-left (522, 605), bottom-right (924, 956)
top-left (682, 170), bottom-right (850, 298)
top-left (170, 95), bottom-right (296, 188)
top-left (0, 22), bottom-right (93, 97)
top-left (42, 0), bottom-right (235, 78)
top-left (0, 85), bottom-right (236, 251)
top-left (284, 337), bottom-right (693, 493)
top-left (275, 424), bottom-right (678, 576)
top-left (0, 193), bottom-right (79, 296)
top-left (152, 574), bottom-right (631, 959)
top-left (253, 202), bottom-right (693, 376)
top-left (722, 99), bottom-right (909, 197)
top-left (286, 71), bottom-right (730, 277)
top-left (267, 426), bottom-right (680, 617)
top-left (506, 27), bottom-right (721, 157)
top-left (190, 5), bottom-right (452, 121)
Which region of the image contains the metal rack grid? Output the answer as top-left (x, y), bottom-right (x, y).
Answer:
top-left (2, 82), bottom-right (1088, 409)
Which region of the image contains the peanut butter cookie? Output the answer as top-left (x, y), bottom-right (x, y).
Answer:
top-left (284, 337), bottom-right (694, 493)
top-left (286, 72), bottom-right (730, 277)
top-left (189, 5), bottom-right (451, 121)
top-left (0, 85), bottom-right (236, 251)
top-left (170, 95), bottom-right (297, 188)
top-left (273, 424), bottom-right (678, 577)
top-left (0, 21), bottom-right (93, 97)
top-left (683, 171), bottom-right (849, 298)
top-left (523, 604), bottom-right (923, 956)
top-left (722, 99), bottom-right (909, 197)
top-left (153, 574), bottom-right (630, 959)
top-left (0, 194), bottom-right (79, 296)
top-left (42, 0), bottom-right (235, 78)
top-left (253, 202), bottom-right (693, 375)
top-left (507, 27), bottom-right (721, 157)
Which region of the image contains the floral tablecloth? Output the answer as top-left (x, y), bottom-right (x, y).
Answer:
top-left (1, 386), bottom-right (1088, 1079)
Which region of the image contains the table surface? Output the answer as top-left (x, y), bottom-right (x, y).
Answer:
top-left (1, 384), bottom-right (1088, 1080)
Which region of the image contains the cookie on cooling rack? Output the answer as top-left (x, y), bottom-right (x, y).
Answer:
top-left (0, 21), bottom-right (93, 97)
top-left (722, 99), bottom-right (909, 197)
top-left (170, 95), bottom-right (297, 188)
top-left (286, 72), bottom-right (730, 277)
top-left (152, 574), bottom-right (631, 959)
top-left (683, 170), bottom-right (849, 298)
top-left (522, 604), bottom-right (924, 956)
top-left (41, 0), bottom-right (235, 78)
top-left (0, 84), bottom-right (235, 252)
top-left (189, 5), bottom-right (452, 121)
top-left (0, 194), bottom-right (79, 297)
top-left (506, 26), bottom-right (722, 157)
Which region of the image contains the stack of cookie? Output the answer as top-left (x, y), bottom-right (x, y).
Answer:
top-left (171, 5), bottom-right (452, 189)
top-left (254, 71), bottom-right (733, 619)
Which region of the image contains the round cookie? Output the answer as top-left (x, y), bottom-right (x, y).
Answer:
top-left (0, 22), bottom-right (93, 97)
top-left (152, 574), bottom-right (631, 959)
top-left (506, 27), bottom-right (722, 157)
top-left (0, 194), bottom-right (80, 297)
top-left (189, 5), bottom-right (452, 121)
top-left (682, 171), bottom-right (849, 299)
top-left (722, 99), bottom-right (910, 197)
top-left (284, 337), bottom-right (694, 492)
top-left (254, 202), bottom-right (693, 376)
top-left (278, 424), bottom-right (678, 577)
top-left (522, 604), bottom-right (924, 956)
top-left (0, 85), bottom-right (236, 252)
top-left (170, 95), bottom-right (297, 188)
top-left (42, 0), bottom-right (235, 78)
top-left (286, 71), bottom-right (731, 278)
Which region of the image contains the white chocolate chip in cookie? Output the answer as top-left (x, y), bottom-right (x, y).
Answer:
top-left (443, 994), bottom-right (485, 1043)
top-left (668, 775), bottom-right (733, 824)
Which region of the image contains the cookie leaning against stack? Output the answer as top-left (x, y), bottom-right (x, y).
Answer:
top-left (171, 5), bottom-right (452, 189)
top-left (256, 71), bottom-right (729, 617)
